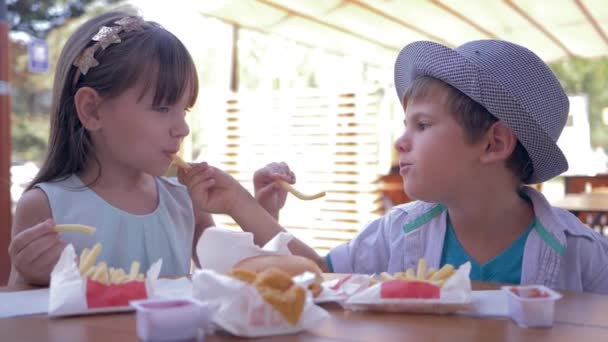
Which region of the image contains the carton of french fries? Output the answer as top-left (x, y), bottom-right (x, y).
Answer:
top-left (191, 227), bottom-right (329, 337)
top-left (48, 244), bottom-right (162, 317)
top-left (343, 260), bottom-right (472, 314)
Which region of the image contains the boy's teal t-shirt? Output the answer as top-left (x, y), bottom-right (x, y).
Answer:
top-left (440, 216), bottom-right (535, 284)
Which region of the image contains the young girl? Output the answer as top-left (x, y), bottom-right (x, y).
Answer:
top-left (7, 8), bottom-right (295, 286)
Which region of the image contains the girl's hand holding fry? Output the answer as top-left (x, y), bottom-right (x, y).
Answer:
top-left (178, 162), bottom-right (250, 215)
top-left (8, 218), bottom-right (66, 285)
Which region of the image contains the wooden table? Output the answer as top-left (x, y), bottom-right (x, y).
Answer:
top-left (563, 174), bottom-right (608, 194)
top-left (551, 193), bottom-right (608, 213)
top-left (2, 282), bottom-right (608, 341)
top-left (551, 193), bottom-right (608, 229)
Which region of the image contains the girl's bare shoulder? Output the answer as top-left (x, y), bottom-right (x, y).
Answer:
top-left (13, 188), bottom-right (52, 232)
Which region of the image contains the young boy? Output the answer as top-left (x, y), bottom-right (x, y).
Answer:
top-left (183, 40), bottom-right (608, 294)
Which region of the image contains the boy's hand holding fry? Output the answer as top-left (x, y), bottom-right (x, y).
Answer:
top-left (253, 162), bottom-right (295, 219)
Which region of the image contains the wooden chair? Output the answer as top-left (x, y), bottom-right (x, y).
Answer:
top-left (0, 197), bottom-right (10, 285)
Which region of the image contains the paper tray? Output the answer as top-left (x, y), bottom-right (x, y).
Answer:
top-left (50, 305), bottom-right (134, 317)
top-left (342, 262), bottom-right (472, 314)
top-left (344, 298), bottom-right (471, 314)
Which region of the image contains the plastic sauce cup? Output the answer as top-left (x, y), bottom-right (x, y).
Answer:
top-left (501, 285), bottom-right (562, 328)
top-left (130, 298), bottom-right (208, 341)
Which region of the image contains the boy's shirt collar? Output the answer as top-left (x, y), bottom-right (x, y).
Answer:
top-left (521, 186), bottom-right (595, 247)
top-left (399, 186), bottom-right (588, 255)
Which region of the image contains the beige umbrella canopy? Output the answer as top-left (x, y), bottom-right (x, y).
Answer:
top-left (195, 0), bottom-right (608, 63)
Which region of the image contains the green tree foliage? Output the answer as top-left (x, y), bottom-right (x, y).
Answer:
top-left (8, 0), bottom-right (121, 162)
top-left (550, 58), bottom-right (608, 149)
top-left (8, 0), bottom-right (120, 38)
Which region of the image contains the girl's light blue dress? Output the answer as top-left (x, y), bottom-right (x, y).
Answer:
top-left (36, 175), bottom-right (195, 277)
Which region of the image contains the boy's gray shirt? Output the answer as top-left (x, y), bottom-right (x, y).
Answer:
top-left (328, 187), bottom-right (608, 294)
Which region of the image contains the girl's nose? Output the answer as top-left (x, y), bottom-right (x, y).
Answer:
top-left (171, 114), bottom-right (190, 138)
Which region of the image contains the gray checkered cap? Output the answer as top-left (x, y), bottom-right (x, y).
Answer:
top-left (394, 40), bottom-right (569, 184)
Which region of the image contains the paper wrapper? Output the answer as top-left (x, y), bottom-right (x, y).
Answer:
top-left (48, 244), bottom-right (162, 317)
top-left (192, 269), bottom-right (329, 337)
top-left (196, 227), bottom-right (293, 273)
top-left (315, 274), bottom-right (374, 304)
top-left (194, 228), bottom-right (329, 336)
top-left (343, 262), bottom-right (472, 314)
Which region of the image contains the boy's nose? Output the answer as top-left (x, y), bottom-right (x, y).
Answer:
top-left (395, 133), bottom-right (410, 153)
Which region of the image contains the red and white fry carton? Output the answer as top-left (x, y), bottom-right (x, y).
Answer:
top-left (48, 244), bottom-right (162, 317)
top-left (343, 262), bottom-right (472, 314)
top-left (192, 269), bottom-right (329, 338)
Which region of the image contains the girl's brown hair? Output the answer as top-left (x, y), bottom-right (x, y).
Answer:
top-left (403, 76), bottom-right (533, 183)
top-left (26, 8), bottom-right (199, 191)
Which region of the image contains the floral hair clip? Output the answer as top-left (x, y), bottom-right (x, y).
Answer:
top-left (72, 16), bottom-right (145, 85)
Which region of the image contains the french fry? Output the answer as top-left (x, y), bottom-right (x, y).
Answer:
top-left (109, 267), bottom-right (117, 283)
top-left (393, 272), bottom-right (407, 280)
top-left (92, 262), bottom-right (109, 285)
top-left (77, 242), bottom-right (147, 285)
top-left (80, 243), bottom-right (102, 276)
top-left (405, 268), bottom-right (416, 280)
top-left (377, 260), bottom-right (456, 288)
top-left (129, 261), bottom-right (140, 281)
top-left (79, 248), bottom-right (91, 274)
top-left (379, 272), bottom-right (394, 281)
top-left (426, 267), bottom-right (438, 280)
top-left (172, 154), bottom-right (191, 170)
top-left (54, 224), bottom-right (96, 235)
top-left (416, 258), bottom-right (427, 280)
top-left (84, 265), bottom-right (97, 278)
top-left (429, 264), bottom-right (455, 282)
top-left (110, 268), bottom-right (129, 284)
top-left (277, 180), bottom-right (326, 201)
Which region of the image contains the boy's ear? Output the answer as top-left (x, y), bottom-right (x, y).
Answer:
top-left (74, 87), bottom-right (102, 131)
top-left (479, 122), bottom-right (517, 164)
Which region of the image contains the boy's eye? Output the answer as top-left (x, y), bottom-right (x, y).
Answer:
top-left (417, 122), bottom-right (429, 130)
top-left (153, 106), bottom-right (170, 113)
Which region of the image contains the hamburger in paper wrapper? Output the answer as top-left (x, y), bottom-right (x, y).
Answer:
top-left (192, 269), bottom-right (328, 337)
top-left (48, 244), bottom-right (161, 316)
top-left (192, 227), bottom-right (329, 337)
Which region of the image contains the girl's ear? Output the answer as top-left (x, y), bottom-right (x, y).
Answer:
top-left (479, 121), bottom-right (517, 164)
top-left (74, 87), bottom-right (102, 131)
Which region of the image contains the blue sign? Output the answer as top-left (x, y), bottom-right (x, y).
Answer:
top-left (28, 39), bottom-right (49, 73)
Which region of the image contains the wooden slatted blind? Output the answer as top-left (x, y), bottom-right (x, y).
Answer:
top-left (196, 88), bottom-right (390, 254)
